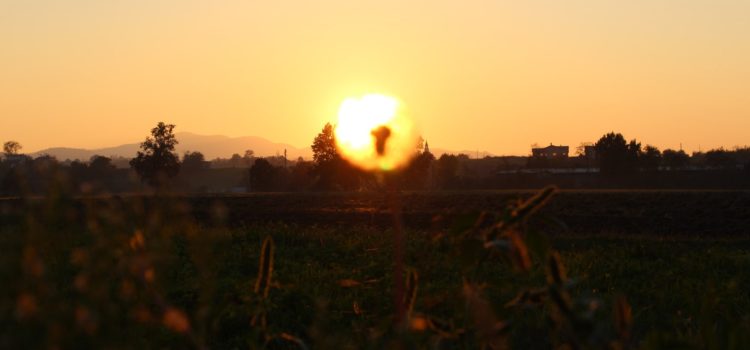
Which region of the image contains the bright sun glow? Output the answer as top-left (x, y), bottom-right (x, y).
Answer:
top-left (334, 94), bottom-right (418, 171)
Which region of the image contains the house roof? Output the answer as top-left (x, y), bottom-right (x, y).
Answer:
top-left (532, 144), bottom-right (569, 151)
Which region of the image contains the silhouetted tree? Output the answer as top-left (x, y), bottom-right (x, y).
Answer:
top-left (705, 148), bottom-right (736, 169)
top-left (229, 153), bottom-right (243, 168)
top-left (69, 160), bottom-right (88, 178)
top-left (89, 155), bottom-right (115, 172)
top-left (182, 151), bottom-right (209, 172)
top-left (734, 147), bottom-right (750, 173)
top-left (249, 158), bottom-right (276, 191)
top-left (129, 122), bottom-right (180, 187)
top-left (310, 123), bottom-right (361, 190)
top-left (243, 149), bottom-right (255, 167)
top-left (312, 123), bottom-right (338, 165)
top-left (0, 165), bottom-right (18, 195)
top-left (639, 145), bottom-right (661, 171)
top-left (74, 155), bottom-right (117, 192)
top-left (32, 155), bottom-right (59, 170)
top-left (88, 155), bottom-right (116, 181)
top-left (110, 156), bottom-right (131, 168)
top-left (26, 155), bottom-right (67, 194)
top-left (403, 142), bottom-right (435, 189)
top-left (594, 132), bottom-right (640, 176)
top-left (3, 141), bottom-right (22, 155)
top-left (662, 149), bottom-right (690, 169)
top-left (415, 136), bottom-right (425, 154)
top-left (0, 146), bottom-right (33, 194)
top-left (288, 158), bottom-right (314, 191)
top-left (436, 154), bottom-right (460, 189)
top-left (627, 139), bottom-right (642, 169)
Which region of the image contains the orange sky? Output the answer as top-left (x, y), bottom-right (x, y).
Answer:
top-left (1, 1), bottom-right (749, 156)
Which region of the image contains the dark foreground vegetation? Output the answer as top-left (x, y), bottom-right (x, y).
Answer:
top-left (2, 189), bottom-right (750, 349)
top-left (3, 124), bottom-right (750, 348)
top-left (5, 190), bottom-right (748, 236)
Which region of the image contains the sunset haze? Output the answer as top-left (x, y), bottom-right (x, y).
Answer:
top-left (2, 0), bottom-right (749, 156)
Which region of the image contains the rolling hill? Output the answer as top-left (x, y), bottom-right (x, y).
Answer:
top-left (32, 132), bottom-right (311, 161)
top-left (30, 132), bottom-right (494, 163)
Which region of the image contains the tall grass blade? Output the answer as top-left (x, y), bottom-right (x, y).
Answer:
top-left (403, 269), bottom-right (418, 318)
top-left (255, 236), bottom-right (275, 298)
top-left (546, 251), bottom-right (567, 286)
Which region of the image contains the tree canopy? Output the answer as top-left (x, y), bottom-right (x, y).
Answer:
top-left (311, 123), bottom-right (338, 165)
top-left (182, 151), bottom-right (209, 172)
top-left (594, 132), bottom-right (640, 176)
top-left (662, 149), bottom-right (690, 169)
top-left (639, 145), bottom-right (662, 171)
top-left (309, 123), bottom-right (363, 190)
top-left (3, 141), bottom-right (22, 155)
top-left (249, 158), bottom-right (277, 191)
top-left (129, 122), bottom-right (181, 187)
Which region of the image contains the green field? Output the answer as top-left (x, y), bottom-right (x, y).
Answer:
top-left (2, 191), bottom-right (750, 349)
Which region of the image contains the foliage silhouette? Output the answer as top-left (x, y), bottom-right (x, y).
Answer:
top-left (310, 123), bottom-right (362, 190)
top-left (311, 123), bottom-right (338, 165)
top-left (129, 122), bottom-right (181, 187)
top-left (3, 127), bottom-right (750, 194)
top-left (3, 141), bottom-right (22, 155)
top-left (639, 145), bottom-right (662, 171)
top-left (595, 132), bottom-right (641, 176)
top-left (436, 154), bottom-right (460, 188)
top-left (403, 146), bottom-right (434, 190)
top-left (662, 149), bottom-right (690, 170)
top-left (705, 148), bottom-right (737, 169)
top-left (288, 159), bottom-right (314, 191)
top-left (89, 155), bottom-right (115, 172)
top-left (181, 151), bottom-right (209, 172)
top-left (249, 158), bottom-right (278, 191)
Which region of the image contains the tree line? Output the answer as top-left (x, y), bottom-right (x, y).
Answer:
top-left (592, 132), bottom-right (749, 176)
top-left (2, 124), bottom-right (749, 195)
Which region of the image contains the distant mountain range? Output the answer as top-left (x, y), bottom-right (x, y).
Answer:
top-left (30, 132), bottom-right (494, 162)
top-left (32, 132), bottom-right (311, 161)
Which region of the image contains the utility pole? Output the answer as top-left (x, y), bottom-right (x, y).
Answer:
top-left (284, 149), bottom-right (287, 168)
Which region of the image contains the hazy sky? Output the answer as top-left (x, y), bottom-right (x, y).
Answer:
top-left (2, 0), bottom-right (749, 155)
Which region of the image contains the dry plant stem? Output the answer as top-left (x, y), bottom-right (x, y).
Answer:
top-left (386, 183), bottom-right (406, 327)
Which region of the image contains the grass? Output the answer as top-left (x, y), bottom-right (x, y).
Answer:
top-left (2, 191), bottom-right (750, 348)
top-left (557, 236), bottom-right (750, 336)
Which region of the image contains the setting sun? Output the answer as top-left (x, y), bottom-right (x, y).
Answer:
top-left (3, 1), bottom-right (750, 347)
top-left (334, 94), bottom-right (417, 171)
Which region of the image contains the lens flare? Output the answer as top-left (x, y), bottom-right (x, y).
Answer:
top-left (334, 94), bottom-right (417, 171)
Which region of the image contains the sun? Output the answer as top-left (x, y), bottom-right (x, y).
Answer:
top-left (334, 94), bottom-right (417, 171)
